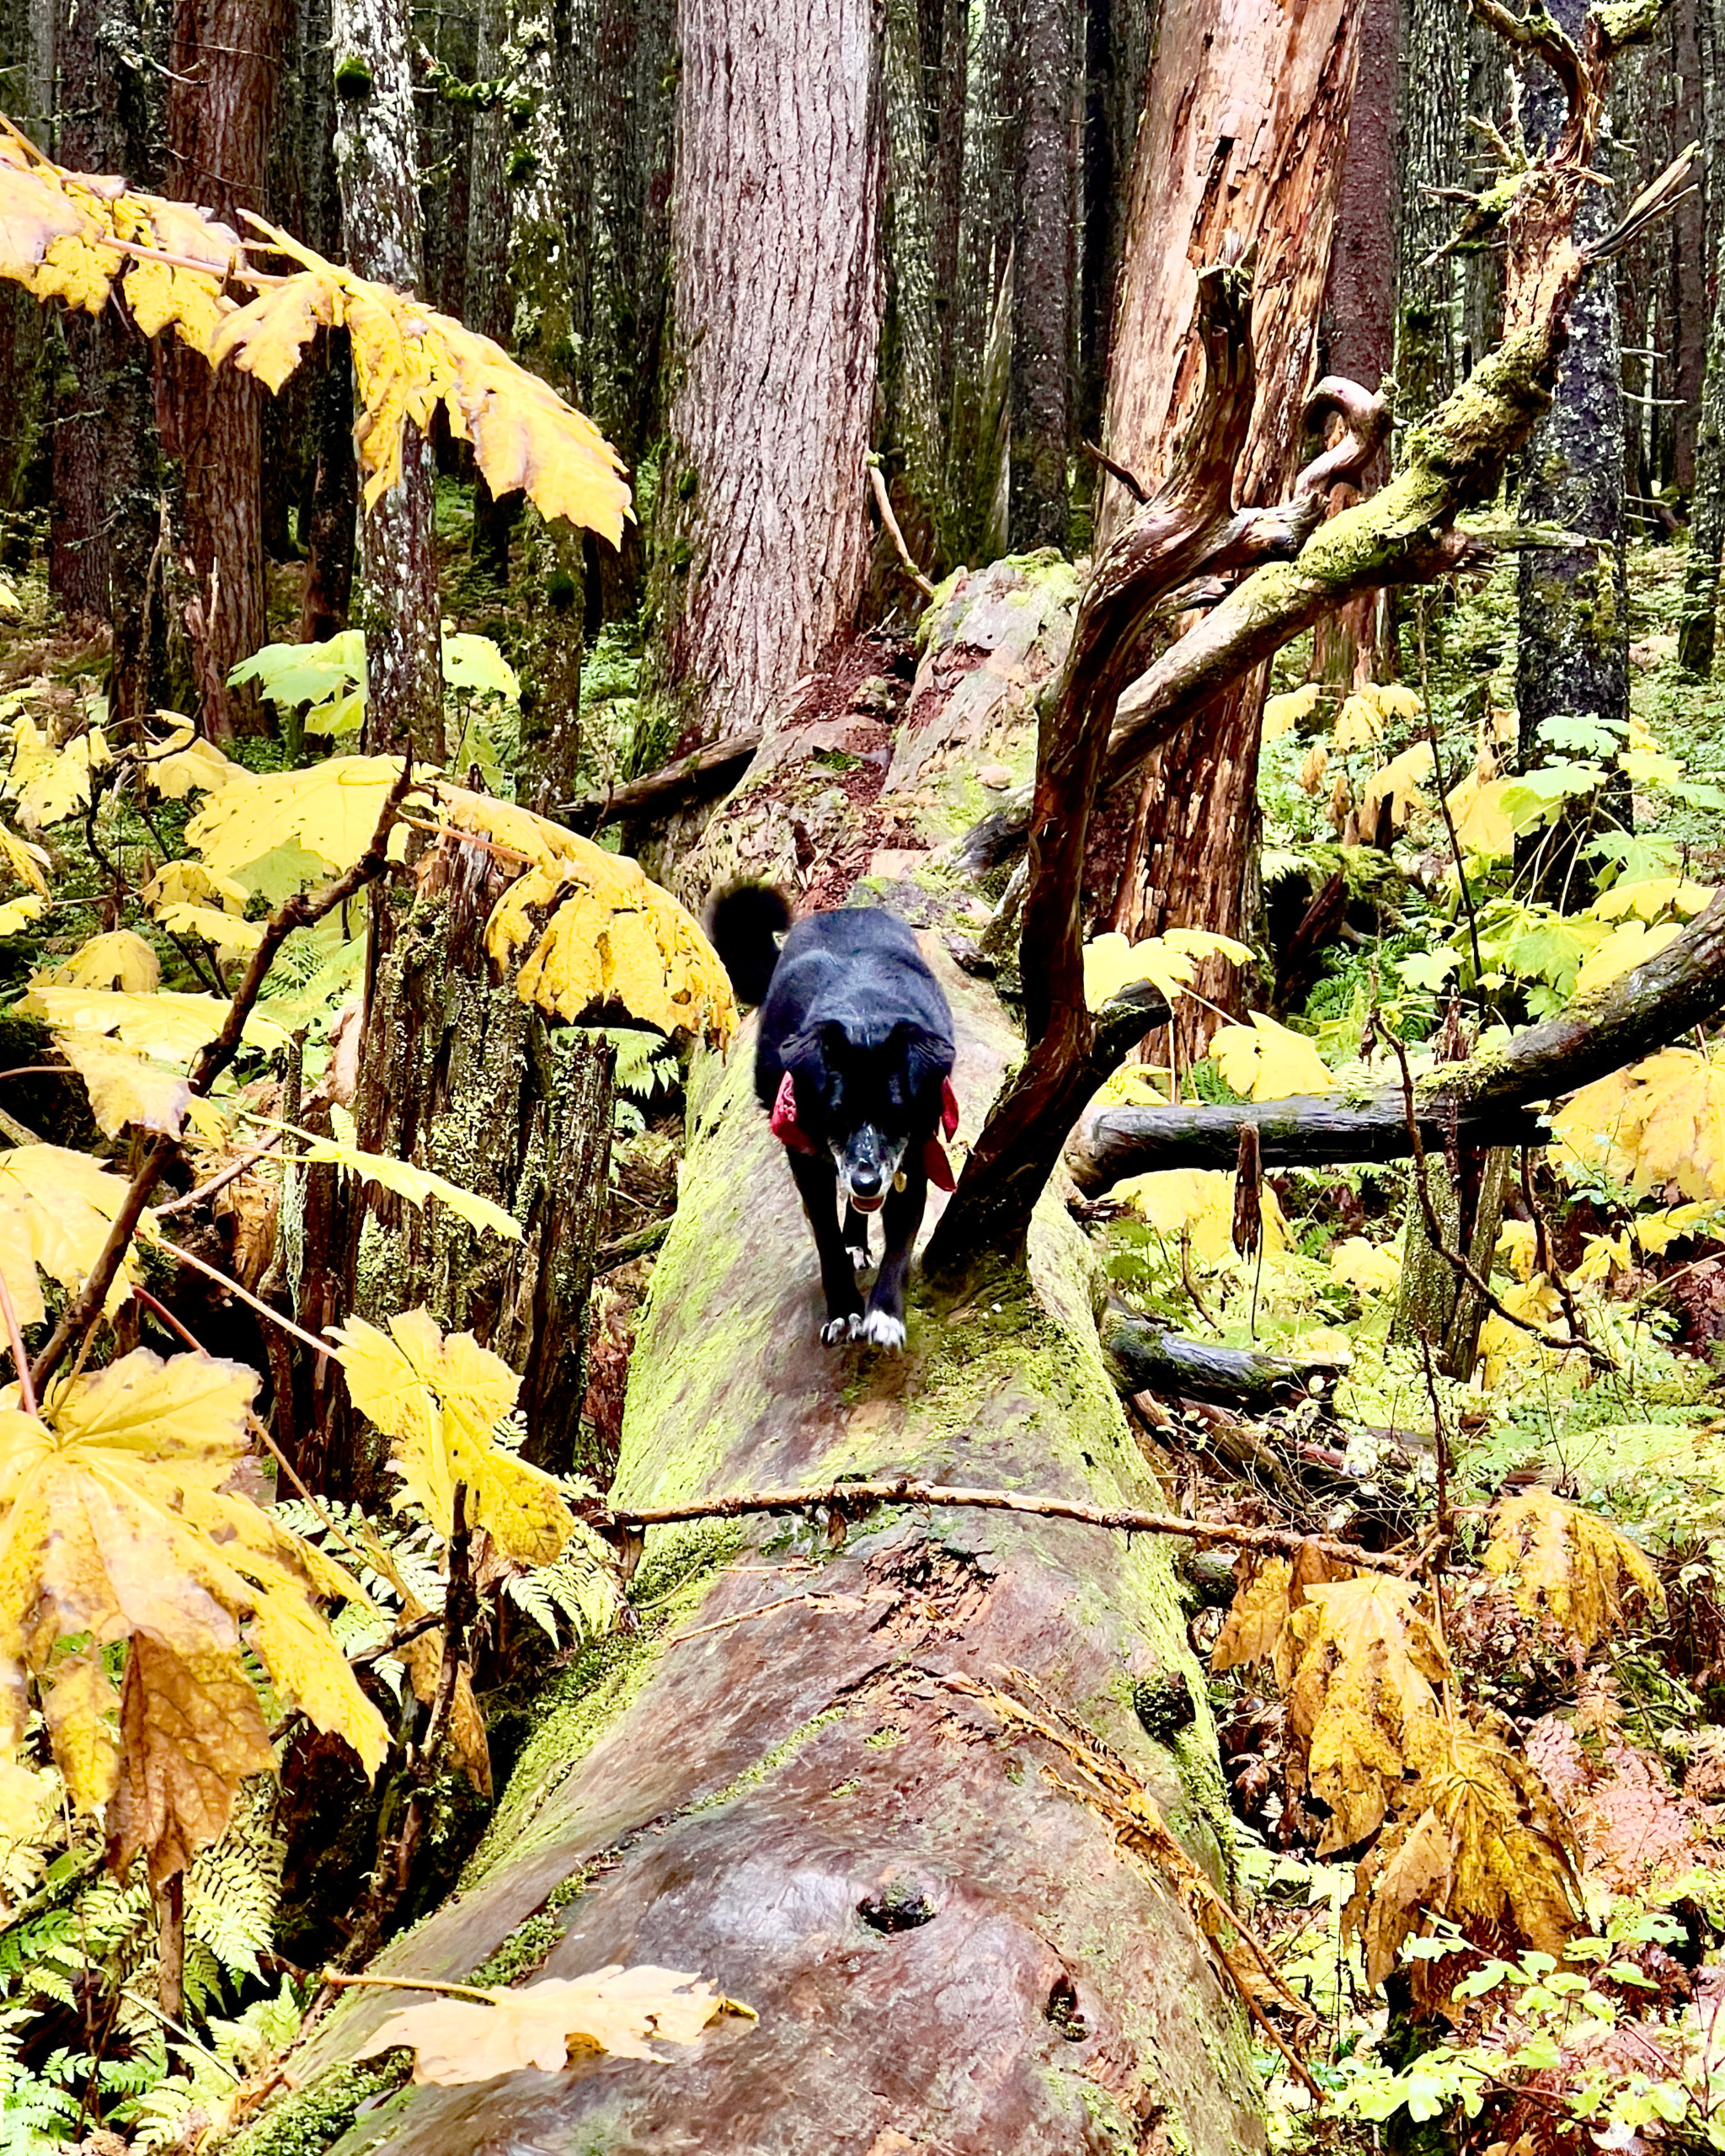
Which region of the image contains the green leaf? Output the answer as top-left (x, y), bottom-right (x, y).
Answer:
top-left (229, 631), bottom-right (366, 710)
top-left (1398, 948), bottom-right (1458, 991)
top-left (1539, 713), bottom-right (1624, 757)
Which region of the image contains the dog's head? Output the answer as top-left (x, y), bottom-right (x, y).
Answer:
top-left (779, 1020), bottom-right (953, 1213)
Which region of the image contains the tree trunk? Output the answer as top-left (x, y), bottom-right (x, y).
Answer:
top-left (464, 0), bottom-right (516, 584)
top-left (1682, 0), bottom-right (1725, 673)
top-left (881, 0), bottom-right (946, 561)
top-left (296, 838), bottom-right (617, 1502)
top-left (508, 1), bottom-right (586, 814)
top-left (160, 0), bottom-right (283, 737)
top-left (945, 0), bottom-right (1014, 563)
top-left (265, 944), bottom-right (1268, 2156)
top-left (1078, 0), bottom-right (1156, 452)
top-left (647, 0), bottom-right (885, 744)
top-left (1391, 0), bottom-right (1467, 428)
top-left (334, 0), bottom-right (443, 760)
top-left (46, 0), bottom-right (114, 626)
top-left (1092, 0), bottom-right (1363, 1054)
top-left (1312, 0), bottom-right (1401, 695)
top-left (1391, 1145), bottom-right (1511, 1383)
top-left (1514, 0), bottom-right (1630, 898)
top-left (291, 0), bottom-right (357, 645)
top-left (1007, 0), bottom-right (1076, 551)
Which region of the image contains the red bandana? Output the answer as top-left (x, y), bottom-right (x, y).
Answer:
top-left (770, 1072), bottom-right (963, 1189)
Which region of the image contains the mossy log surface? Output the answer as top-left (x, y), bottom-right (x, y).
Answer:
top-left (296, 943), bottom-right (1265, 2156)
top-left (1070, 892), bottom-right (1725, 1195)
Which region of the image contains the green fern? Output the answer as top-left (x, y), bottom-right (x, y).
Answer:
top-left (505, 1522), bottom-right (621, 1646)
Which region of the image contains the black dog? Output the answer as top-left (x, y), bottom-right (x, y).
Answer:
top-left (710, 887), bottom-right (958, 1350)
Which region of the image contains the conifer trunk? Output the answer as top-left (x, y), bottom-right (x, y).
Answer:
top-left (648, 0), bottom-right (885, 743)
top-left (1095, 0), bottom-right (1363, 1052)
top-left (334, 0), bottom-right (443, 760)
top-left (160, 0), bottom-right (285, 735)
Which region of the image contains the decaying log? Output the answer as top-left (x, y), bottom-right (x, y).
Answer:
top-left (561, 728), bottom-right (764, 835)
top-left (1104, 1315), bottom-right (1348, 1410)
top-left (1069, 891), bottom-right (1725, 1196)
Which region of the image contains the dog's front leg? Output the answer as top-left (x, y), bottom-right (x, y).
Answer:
top-left (857, 1169), bottom-right (927, 1351)
top-left (785, 1149), bottom-right (864, 1343)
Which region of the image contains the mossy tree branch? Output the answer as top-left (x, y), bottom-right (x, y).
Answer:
top-left (927, 11), bottom-right (1692, 1284)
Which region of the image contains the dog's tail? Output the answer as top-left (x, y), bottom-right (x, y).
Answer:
top-left (708, 882), bottom-right (793, 1007)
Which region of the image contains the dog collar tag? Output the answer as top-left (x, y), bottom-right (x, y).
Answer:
top-left (941, 1076), bottom-right (960, 1139)
top-left (770, 1070), bottom-right (820, 1155)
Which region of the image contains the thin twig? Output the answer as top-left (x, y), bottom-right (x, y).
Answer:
top-left (155, 1237), bottom-right (334, 1361)
top-left (153, 1133), bottom-right (286, 1217)
top-left (866, 460), bottom-right (937, 598)
top-left (595, 1479), bottom-right (1407, 1573)
top-left (27, 760), bottom-right (414, 1397)
top-left (1081, 438), bottom-right (1151, 505)
top-left (321, 1970), bottom-right (498, 2004)
top-left (1427, 718), bottom-right (1486, 997)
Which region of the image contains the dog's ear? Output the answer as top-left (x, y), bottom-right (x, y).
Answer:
top-left (895, 1022), bottom-right (953, 1095)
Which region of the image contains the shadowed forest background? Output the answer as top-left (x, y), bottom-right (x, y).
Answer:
top-left (6, 0), bottom-right (1725, 2149)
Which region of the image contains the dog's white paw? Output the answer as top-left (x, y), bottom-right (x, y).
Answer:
top-left (820, 1313), bottom-right (864, 1347)
top-left (857, 1310), bottom-right (906, 1352)
top-left (846, 1246), bottom-right (870, 1274)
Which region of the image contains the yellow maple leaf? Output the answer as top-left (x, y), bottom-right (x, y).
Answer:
top-left (143, 857), bottom-right (250, 915)
top-left (141, 718), bottom-right (249, 803)
top-left (184, 753), bottom-right (406, 882)
top-left (1573, 917), bottom-right (1685, 996)
top-left (357, 1965), bottom-right (756, 2085)
top-left (1494, 1219), bottom-right (1541, 1283)
top-left (1081, 926), bottom-right (1251, 1011)
top-left (55, 1031), bottom-right (190, 1139)
top-left (0, 1349), bottom-right (387, 1877)
top-left (1444, 771), bottom-right (1514, 860)
top-left (333, 1310), bottom-right (574, 1566)
top-left (269, 1123), bottom-right (520, 1241)
top-left (153, 900), bottom-right (265, 958)
top-left (0, 895), bottom-right (44, 935)
top-left (206, 270), bottom-right (336, 393)
top-left (3, 714), bottom-right (108, 828)
top-left (1275, 1574), bottom-right (1450, 1854)
top-left (1114, 1167), bottom-right (1286, 1266)
top-left (1262, 682), bottom-right (1321, 740)
top-left (34, 928), bottom-right (160, 993)
top-left (0, 1144), bottom-right (149, 1326)
top-left (25, 983), bottom-right (289, 1064)
top-left (1332, 691), bottom-right (1386, 752)
top-left (1212, 1558), bottom-right (1294, 1670)
top-left (0, 819), bottom-right (50, 894)
top-left (1331, 1235), bottom-right (1402, 1295)
top-left (1589, 876), bottom-right (1715, 923)
top-left (1477, 1276), bottom-right (1564, 1389)
top-left (1483, 1489), bottom-right (1664, 1656)
top-left (1553, 1047), bottom-right (1725, 1201)
top-left (1210, 1012), bottom-right (1334, 1101)
top-left (1360, 744), bottom-right (1429, 831)
top-left (1297, 743), bottom-right (1329, 794)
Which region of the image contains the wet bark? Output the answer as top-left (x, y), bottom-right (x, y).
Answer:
top-left (1391, 1146), bottom-right (1511, 1383)
top-left (464, 0), bottom-right (516, 583)
top-left (1007, 0), bottom-right (1076, 550)
top-left (276, 945), bottom-right (1268, 2156)
top-left (160, 0), bottom-right (285, 737)
top-left (1393, 0), bottom-right (1469, 428)
top-left (1682, 0), bottom-right (1725, 672)
top-left (1514, 0), bottom-right (1630, 900)
top-left (48, 0), bottom-right (162, 724)
top-left (1312, 0), bottom-right (1401, 695)
top-left (1092, 0), bottom-right (1364, 1056)
top-left (945, 0), bottom-right (1014, 562)
top-left (334, 0), bottom-right (442, 760)
top-left (297, 838), bottom-right (617, 1504)
top-left (506, 3), bottom-right (587, 814)
top-left (647, 0), bottom-right (885, 745)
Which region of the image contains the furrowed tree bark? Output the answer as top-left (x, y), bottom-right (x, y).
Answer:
top-left (161, 0), bottom-right (284, 737)
top-left (1066, 889), bottom-right (1725, 1193)
top-left (274, 947), bottom-right (1269, 2156)
top-left (334, 0), bottom-right (442, 760)
top-left (1092, 0), bottom-right (1365, 1055)
top-left (297, 835), bottom-right (617, 1504)
top-left (1514, 0), bottom-right (1630, 900)
top-left (646, 0), bottom-right (885, 744)
top-left (463, 0), bottom-right (515, 584)
top-left (1682, 0), bottom-right (1725, 672)
top-left (1007, 0), bottom-right (1076, 550)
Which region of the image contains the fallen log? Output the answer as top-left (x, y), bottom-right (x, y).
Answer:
top-left (1069, 891), bottom-right (1725, 1196)
top-left (560, 728), bottom-right (763, 834)
top-left (1103, 1314), bottom-right (1348, 1409)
